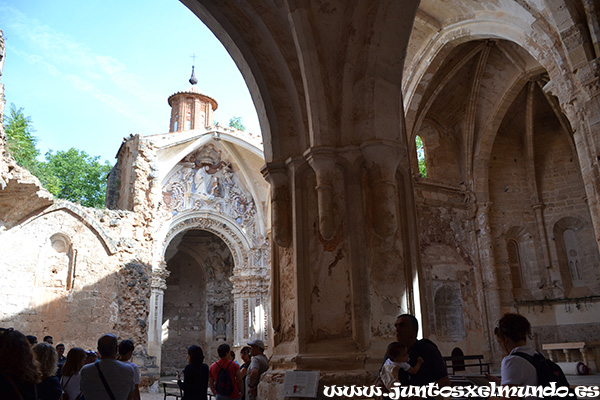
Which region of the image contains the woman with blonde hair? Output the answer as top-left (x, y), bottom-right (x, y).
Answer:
top-left (0, 328), bottom-right (41, 400)
top-left (33, 342), bottom-right (62, 400)
top-left (61, 347), bottom-right (86, 400)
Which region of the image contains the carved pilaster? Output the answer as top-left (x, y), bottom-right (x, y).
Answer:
top-left (305, 147), bottom-right (338, 241)
top-left (360, 141), bottom-right (403, 238)
top-left (148, 262), bottom-right (170, 363)
top-left (475, 201), bottom-right (503, 364)
top-left (261, 163), bottom-right (291, 247)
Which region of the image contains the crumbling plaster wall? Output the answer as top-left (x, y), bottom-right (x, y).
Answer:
top-left (0, 201), bottom-right (159, 373)
top-left (415, 183), bottom-right (487, 358)
top-left (0, 109), bottom-right (163, 381)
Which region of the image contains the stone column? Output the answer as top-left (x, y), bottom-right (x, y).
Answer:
top-left (475, 202), bottom-right (503, 363)
top-left (231, 244), bottom-right (270, 347)
top-left (547, 61), bottom-right (600, 251)
top-left (148, 263), bottom-right (169, 367)
top-left (260, 141), bottom-right (416, 398)
top-left (184, 2), bottom-right (420, 397)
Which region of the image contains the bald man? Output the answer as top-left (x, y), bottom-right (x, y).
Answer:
top-left (80, 334), bottom-right (135, 400)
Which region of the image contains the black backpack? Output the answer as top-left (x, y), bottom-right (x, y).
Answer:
top-left (514, 352), bottom-right (574, 398)
top-left (216, 361), bottom-right (234, 396)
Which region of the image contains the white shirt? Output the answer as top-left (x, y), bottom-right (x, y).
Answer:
top-left (501, 344), bottom-right (538, 386)
top-left (501, 344), bottom-right (539, 400)
top-left (61, 373), bottom-right (82, 400)
top-left (122, 360), bottom-right (141, 385)
top-left (80, 359), bottom-right (135, 400)
top-left (380, 359), bottom-right (411, 391)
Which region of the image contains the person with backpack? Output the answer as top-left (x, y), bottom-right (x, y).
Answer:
top-left (490, 313), bottom-right (572, 398)
top-left (209, 343), bottom-right (243, 400)
top-left (489, 313), bottom-right (538, 391)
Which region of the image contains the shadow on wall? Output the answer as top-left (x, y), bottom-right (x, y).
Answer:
top-left (0, 257), bottom-right (159, 381)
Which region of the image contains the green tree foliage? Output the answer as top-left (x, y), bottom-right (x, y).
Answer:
top-left (228, 116), bottom-right (246, 131)
top-left (416, 135), bottom-right (427, 178)
top-left (38, 148), bottom-right (112, 208)
top-left (3, 104), bottom-right (112, 208)
top-left (4, 103), bottom-right (39, 171)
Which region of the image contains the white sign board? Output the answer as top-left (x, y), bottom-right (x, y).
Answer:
top-left (283, 370), bottom-right (320, 398)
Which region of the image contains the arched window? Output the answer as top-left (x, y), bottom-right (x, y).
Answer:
top-left (185, 111), bottom-right (192, 130)
top-left (415, 135), bottom-right (427, 178)
top-left (507, 239), bottom-right (523, 289)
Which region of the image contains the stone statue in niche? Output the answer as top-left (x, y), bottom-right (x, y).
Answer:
top-left (215, 316), bottom-right (226, 341)
top-left (203, 238), bottom-right (234, 342)
top-left (208, 305), bottom-right (231, 342)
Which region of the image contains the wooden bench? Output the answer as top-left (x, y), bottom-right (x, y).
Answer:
top-left (161, 380), bottom-right (217, 400)
top-left (443, 354), bottom-right (490, 375)
top-left (162, 381), bottom-right (182, 400)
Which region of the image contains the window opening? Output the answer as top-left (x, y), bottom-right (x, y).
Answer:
top-left (507, 239), bottom-right (523, 289)
top-left (416, 135), bottom-right (427, 178)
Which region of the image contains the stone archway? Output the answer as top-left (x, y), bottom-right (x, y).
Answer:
top-left (147, 211), bottom-right (269, 373)
top-left (161, 228), bottom-right (234, 372)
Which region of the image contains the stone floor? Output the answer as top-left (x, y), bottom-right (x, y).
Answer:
top-left (141, 393), bottom-right (164, 400)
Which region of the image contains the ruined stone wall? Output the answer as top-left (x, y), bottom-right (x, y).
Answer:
top-left (162, 250), bottom-right (207, 373)
top-left (534, 122), bottom-right (600, 295)
top-left (0, 126), bottom-right (162, 382)
top-left (415, 183), bottom-right (487, 358)
top-left (0, 28), bottom-right (5, 148)
top-left (488, 132), bottom-right (543, 303)
top-left (0, 200), bottom-right (158, 372)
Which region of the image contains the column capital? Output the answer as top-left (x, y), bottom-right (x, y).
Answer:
top-left (151, 264), bottom-right (170, 291)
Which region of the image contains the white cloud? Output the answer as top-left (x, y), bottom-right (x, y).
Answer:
top-left (0, 2), bottom-right (161, 115)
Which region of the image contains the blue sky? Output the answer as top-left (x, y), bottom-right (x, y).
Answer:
top-left (0, 0), bottom-right (260, 163)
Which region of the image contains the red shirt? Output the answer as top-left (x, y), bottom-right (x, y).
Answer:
top-left (209, 359), bottom-right (241, 398)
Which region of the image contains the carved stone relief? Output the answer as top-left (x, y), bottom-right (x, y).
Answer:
top-left (162, 144), bottom-right (259, 243)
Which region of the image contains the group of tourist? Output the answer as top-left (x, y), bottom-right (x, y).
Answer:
top-left (0, 329), bottom-right (141, 400)
top-left (1, 311), bottom-right (551, 400)
top-left (377, 312), bottom-right (553, 395)
top-left (176, 339), bottom-right (269, 400)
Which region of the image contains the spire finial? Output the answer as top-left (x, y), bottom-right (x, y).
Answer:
top-left (189, 53), bottom-right (198, 85)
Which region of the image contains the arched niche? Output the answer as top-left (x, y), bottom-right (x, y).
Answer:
top-left (553, 216), bottom-right (600, 296)
top-left (504, 226), bottom-right (537, 297)
top-left (37, 232), bottom-right (75, 291)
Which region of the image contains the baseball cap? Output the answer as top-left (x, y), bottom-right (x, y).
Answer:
top-left (248, 339), bottom-right (265, 350)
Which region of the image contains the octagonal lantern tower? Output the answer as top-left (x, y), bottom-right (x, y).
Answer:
top-left (168, 66), bottom-right (218, 132)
